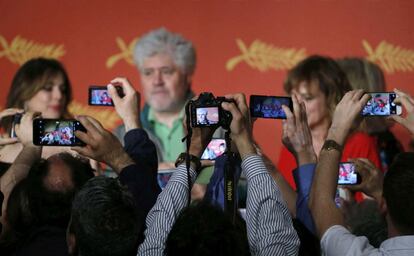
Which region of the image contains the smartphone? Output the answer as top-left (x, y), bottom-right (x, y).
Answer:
top-left (338, 162), bottom-right (361, 185)
top-left (201, 139), bottom-right (226, 160)
top-left (157, 169), bottom-right (174, 189)
top-left (88, 85), bottom-right (124, 106)
top-left (33, 119), bottom-right (86, 146)
top-left (362, 92), bottom-right (402, 116)
top-left (249, 95), bottom-right (293, 119)
top-left (10, 113), bottom-right (22, 138)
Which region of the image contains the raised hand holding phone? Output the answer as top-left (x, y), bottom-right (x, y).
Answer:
top-left (0, 108), bottom-right (24, 145)
top-left (108, 77), bottom-right (141, 132)
top-left (390, 88), bottom-right (414, 135)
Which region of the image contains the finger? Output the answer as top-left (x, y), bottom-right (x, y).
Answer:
top-left (299, 101), bottom-right (308, 125)
top-left (281, 105), bottom-right (294, 121)
top-left (107, 84), bottom-right (121, 104)
top-left (0, 137), bottom-right (19, 145)
top-left (360, 93), bottom-right (371, 107)
top-left (390, 115), bottom-right (407, 127)
top-left (73, 130), bottom-right (97, 148)
top-left (111, 77), bottom-right (135, 95)
top-left (0, 108), bottom-right (24, 119)
top-left (352, 89), bottom-right (365, 102)
top-left (398, 95), bottom-right (414, 113)
top-left (225, 93), bottom-right (248, 115)
top-left (291, 94), bottom-right (301, 124)
top-left (85, 116), bottom-right (105, 132)
top-left (71, 146), bottom-right (94, 159)
top-left (221, 101), bottom-right (242, 123)
top-left (75, 116), bottom-right (101, 136)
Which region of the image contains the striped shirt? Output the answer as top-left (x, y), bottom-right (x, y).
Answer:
top-left (137, 154), bottom-right (299, 255)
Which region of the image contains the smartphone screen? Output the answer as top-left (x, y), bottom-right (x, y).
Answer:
top-left (338, 162), bottom-right (361, 185)
top-left (88, 85), bottom-right (124, 106)
top-left (33, 119), bottom-right (86, 146)
top-left (362, 92), bottom-right (401, 116)
top-left (201, 139), bottom-right (226, 160)
top-left (249, 95), bottom-right (293, 119)
top-left (157, 169), bottom-right (174, 189)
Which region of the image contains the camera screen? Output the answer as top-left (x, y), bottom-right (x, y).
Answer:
top-left (33, 119), bottom-right (85, 146)
top-left (89, 87), bottom-right (114, 106)
top-left (201, 139), bottom-right (226, 160)
top-left (250, 95), bottom-right (292, 119)
top-left (362, 93), bottom-right (398, 116)
top-left (338, 162), bottom-right (358, 185)
top-left (157, 170), bottom-right (174, 190)
top-left (196, 107), bottom-right (219, 126)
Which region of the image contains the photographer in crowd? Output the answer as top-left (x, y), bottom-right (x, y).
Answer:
top-left (67, 77), bottom-right (161, 255)
top-left (309, 89), bottom-right (414, 255)
top-left (138, 93), bottom-right (299, 255)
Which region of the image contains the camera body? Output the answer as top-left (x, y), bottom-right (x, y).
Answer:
top-left (190, 92), bottom-right (233, 129)
top-left (88, 85), bottom-right (124, 106)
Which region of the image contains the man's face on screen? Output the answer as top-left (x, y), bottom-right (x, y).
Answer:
top-left (139, 53), bottom-right (190, 113)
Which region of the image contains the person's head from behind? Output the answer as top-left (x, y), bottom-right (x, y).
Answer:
top-left (134, 27), bottom-right (196, 113)
top-left (1, 58), bottom-right (72, 133)
top-left (26, 153), bottom-right (94, 228)
top-left (284, 55), bottom-right (351, 129)
top-left (383, 152), bottom-right (414, 235)
top-left (166, 201), bottom-right (249, 256)
top-left (67, 176), bottom-right (142, 256)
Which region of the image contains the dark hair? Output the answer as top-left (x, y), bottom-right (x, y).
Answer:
top-left (1, 58), bottom-right (72, 133)
top-left (383, 152), bottom-right (414, 235)
top-left (284, 55), bottom-right (352, 118)
top-left (69, 176), bottom-right (142, 256)
top-left (0, 179), bottom-right (33, 252)
top-left (166, 201), bottom-right (250, 256)
top-left (343, 199), bottom-right (387, 248)
top-left (26, 153), bottom-right (94, 228)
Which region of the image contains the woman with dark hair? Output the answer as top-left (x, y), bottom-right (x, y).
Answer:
top-left (0, 57), bottom-right (72, 173)
top-left (277, 55), bottom-right (382, 190)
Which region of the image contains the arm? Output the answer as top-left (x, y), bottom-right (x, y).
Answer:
top-left (293, 163), bottom-right (316, 233)
top-left (309, 90), bottom-right (371, 239)
top-left (0, 112), bottom-right (41, 221)
top-left (138, 110), bottom-right (215, 255)
top-left (222, 93), bottom-right (300, 255)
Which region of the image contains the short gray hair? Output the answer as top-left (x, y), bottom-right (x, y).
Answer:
top-left (134, 27), bottom-right (196, 75)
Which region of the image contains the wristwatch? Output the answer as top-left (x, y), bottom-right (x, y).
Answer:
top-left (175, 152), bottom-right (202, 172)
top-left (321, 139), bottom-right (343, 152)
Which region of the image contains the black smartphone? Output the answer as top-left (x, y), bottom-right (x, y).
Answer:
top-left (10, 113), bottom-right (22, 138)
top-left (201, 138), bottom-right (226, 160)
top-left (33, 119), bottom-right (86, 146)
top-left (88, 85), bottom-right (124, 106)
top-left (362, 92), bottom-right (402, 116)
top-left (338, 162), bottom-right (361, 185)
top-left (249, 95), bottom-right (293, 119)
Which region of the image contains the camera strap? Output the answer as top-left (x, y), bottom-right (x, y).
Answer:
top-left (182, 100), bottom-right (193, 206)
top-left (224, 130), bottom-right (237, 224)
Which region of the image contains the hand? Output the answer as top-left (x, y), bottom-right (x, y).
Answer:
top-left (0, 108), bottom-right (24, 145)
top-left (390, 88), bottom-right (414, 136)
top-left (221, 93), bottom-right (255, 159)
top-left (183, 112), bottom-right (216, 158)
top-left (282, 94), bottom-right (316, 165)
top-left (71, 115), bottom-right (134, 173)
top-left (328, 90), bottom-right (371, 145)
top-left (108, 77), bottom-right (141, 132)
top-left (345, 158), bottom-right (383, 202)
top-left (14, 111), bottom-right (41, 147)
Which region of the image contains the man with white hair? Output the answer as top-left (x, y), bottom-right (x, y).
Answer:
top-left (115, 28), bottom-right (196, 170)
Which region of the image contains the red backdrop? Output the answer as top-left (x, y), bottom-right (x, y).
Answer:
top-left (1, 0), bottom-right (414, 164)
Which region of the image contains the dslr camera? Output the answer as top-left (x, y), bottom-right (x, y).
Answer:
top-left (189, 92), bottom-right (233, 129)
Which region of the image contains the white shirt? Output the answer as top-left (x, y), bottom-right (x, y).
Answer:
top-left (321, 225), bottom-right (414, 256)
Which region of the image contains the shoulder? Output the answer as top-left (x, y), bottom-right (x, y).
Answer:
top-left (321, 225), bottom-right (377, 255)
